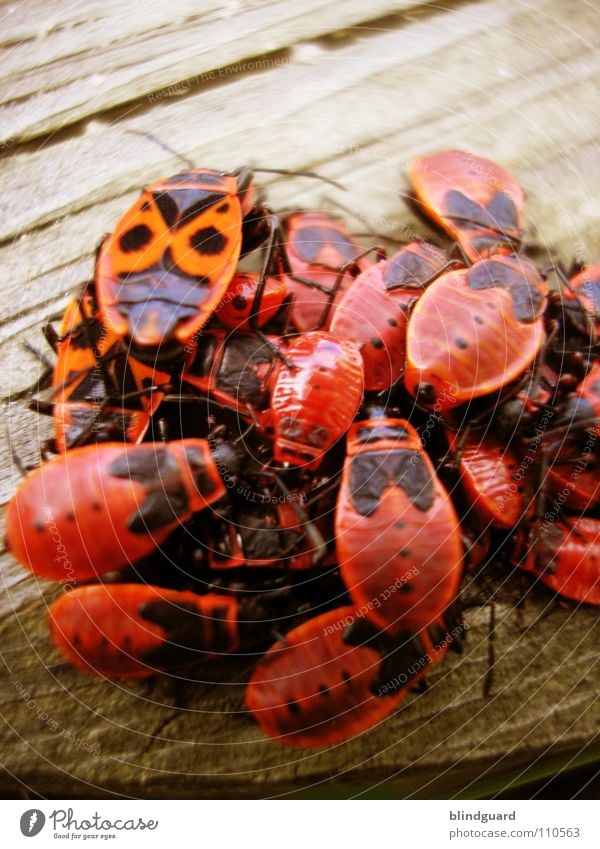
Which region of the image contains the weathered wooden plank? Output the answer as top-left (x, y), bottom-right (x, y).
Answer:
top-left (1, 0), bottom-right (598, 399)
top-left (1, 0), bottom-right (597, 243)
top-left (0, 0), bottom-right (556, 240)
top-left (0, 0), bottom-right (422, 146)
top-left (0, 0), bottom-right (230, 58)
top-left (1, 0), bottom-right (600, 800)
top-left (0, 585), bottom-right (598, 798)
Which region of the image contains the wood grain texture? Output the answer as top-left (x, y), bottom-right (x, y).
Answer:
top-left (1, 0), bottom-right (599, 798)
top-left (1, 589), bottom-right (598, 799)
top-left (0, 0), bottom-right (420, 146)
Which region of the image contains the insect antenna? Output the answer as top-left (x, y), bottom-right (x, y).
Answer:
top-left (252, 167), bottom-right (346, 192)
top-left (127, 129), bottom-right (195, 169)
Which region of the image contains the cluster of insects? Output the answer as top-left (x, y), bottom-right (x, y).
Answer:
top-left (6, 148), bottom-right (600, 747)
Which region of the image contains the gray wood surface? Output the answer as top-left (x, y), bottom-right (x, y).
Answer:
top-left (1, 0), bottom-right (599, 798)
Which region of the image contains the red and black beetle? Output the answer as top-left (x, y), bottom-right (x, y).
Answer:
top-left (246, 606), bottom-right (451, 747)
top-left (408, 149), bottom-right (525, 262)
top-left (280, 210), bottom-right (372, 332)
top-left (6, 438), bottom-right (236, 582)
top-left (95, 168), bottom-right (274, 358)
top-left (270, 331), bottom-right (364, 469)
top-left (49, 582), bottom-right (316, 679)
top-left (405, 255), bottom-right (548, 410)
top-left (335, 412), bottom-right (463, 634)
top-left (329, 242), bottom-right (452, 391)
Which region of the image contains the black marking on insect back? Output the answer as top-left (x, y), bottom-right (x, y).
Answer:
top-left (370, 337), bottom-right (384, 350)
top-left (467, 259), bottom-right (544, 322)
top-left (455, 337), bottom-right (468, 350)
top-left (294, 225), bottom-right (359, 264)
top-left (163, 171), bottom-right (196, 186)
top-left (116, 262), bottom-right (213, 340)
top-left (356, 424), bottom-right (409, 444)
top-left (69, 369), bottom-right (106, 404)
top-left (486, 190), bottom-right (518, 230)
top-left (343, 615), bottom-right (379, 648)
top-left (445, 190), bottom-right (490, 229)
top-left (64, 407), bottom-right (129, 448)
top-left (152, 191), bottom-right (179, 229)
top-left (109, 448), bottom-right (189, 532)
top-left (128, 489), bottom-right (189, 533)
top-left (384, 249), bottom-right (434, 289)
top-left (349, 449), bottom-right (434, 516)
top-left (287, 698), bottom-right (300, 715)
top-left (183, 445), bottom-right (217, 498)
top-left (108, 447), bottom-right (176, 485)
top-left (120, 224), bottom-right (153, 253)
top-left (342, 617), bottom-right (428, 696)
top-left (371, 633), bottom-right (433, 695)
top-left (67, 309), bottom-right (107, 351)
top-left (178, 191), bottom-right (228, 226)
top-left (121, 300), bottom-right (203, 342)
top-left (141, 600), bottom-right (235, 668)
top-left (216, 335), bottom-right (273, 410)
top-left (113, 354), bottom-right (145, 410)
top-left (190, 226), bottom-right (227, 256)
top-left (118, 261), bottom-right (212, 301)
top-left (217, 202), bottom-right (230, 213)
top-left (445, 189), bottom-right (517, 235)
top-left (168, 170), bottom-right (228, 188)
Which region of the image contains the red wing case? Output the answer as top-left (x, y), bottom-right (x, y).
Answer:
top-left (246, 606), bottom-right (449, 747)
top-left (49, 584), bottom-right (240, 678)
top-left (449, 431), bottom-right (526, 529)
top-left (281, 211), bottom-right (372, 332)
top-left (336, 418), bottom-right (463, 633)
top-left (409, 150), bottom-right (525, 262)
top-left (96, 170), bottom-right (243, 348)
top-left (5, 439), bottom-right (225, 581)
top-left (518, 517), bottom-right (600, 605)
top-left (405, 256), bottom-right (547, 409)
